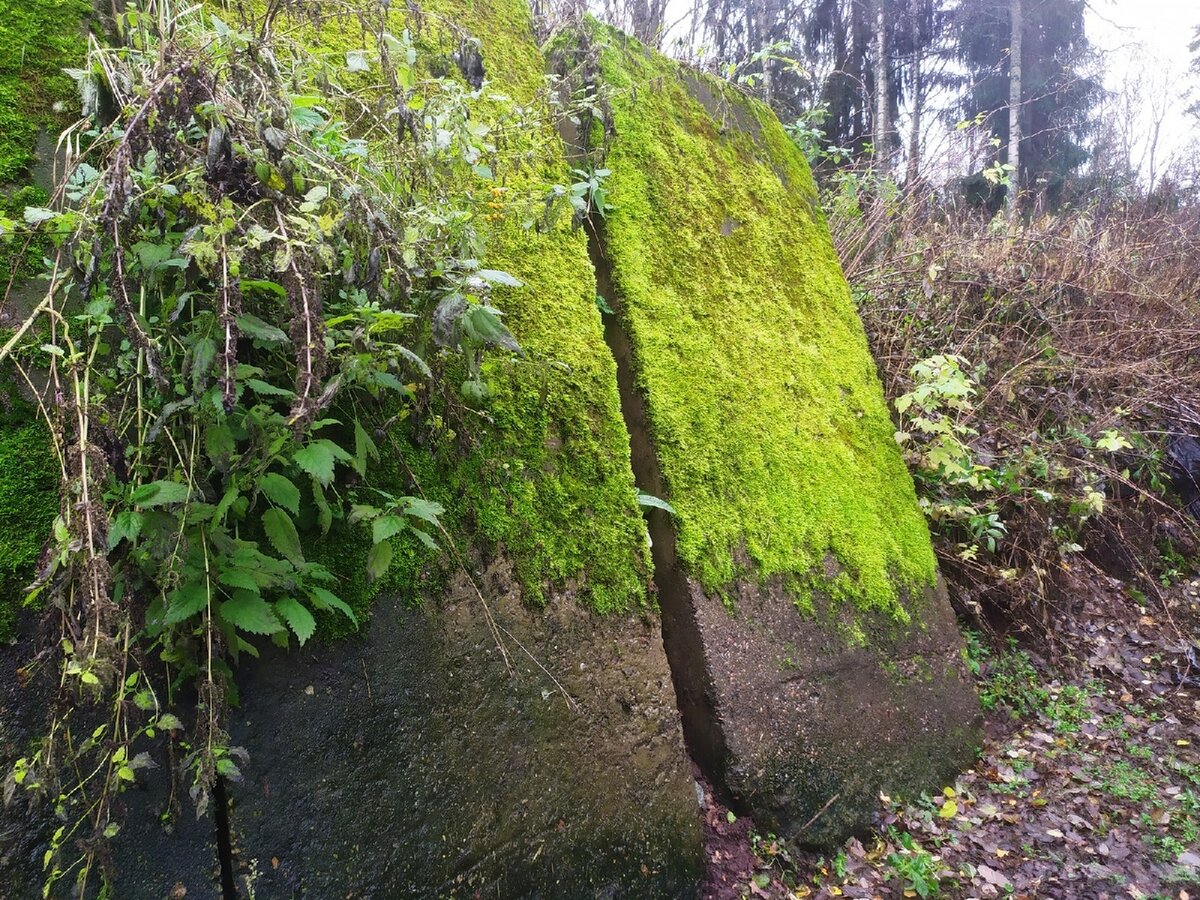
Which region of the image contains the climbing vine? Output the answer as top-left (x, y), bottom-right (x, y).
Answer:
top-left (0, 2), bottom-right (567, 893)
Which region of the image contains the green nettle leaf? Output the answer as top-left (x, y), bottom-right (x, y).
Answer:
top-left (240, 279), bottom-right (287, 299)
top-left (205, 423), bottom-right (236, 462)
top-left (164, 581), bottom-right (209, 625)
top-left (306, 586), bottom-right (358, 626)
top-left (476, 269), bottom-right (523, 287)
top-left (220, 591), bottom-right (284, 635)
top-left (397, 346), bottom-right (432, 378)
top-left (404, 497), bottom-right (444, 527)
top-left (213, 484), bottom-right (240, 524)
top-left (131, 480), bottom-right (192, 508)
top-left (237, 313), bottom-right (289, 345)
top-left (372, 514), bottom-right (407, 545)
top-left (462, 304), bottom-right (521, 352)
top-left (636, 492), bottom-right (677, 515)
top-left (191, 337), bottom-right (217, 391)
top-left (246, 378), bottom-right (296, 398)
top-left (293, 439), bottom-right (351, 487)
top-left (353, 419), bottom-right (378, 477)
top-left (411, 527), bottom-right (438, 551)
top-left (217, 569), bottom-right (261, 594)
top-left (107, 511), bottom-right (144, 550)
top-left (366, 540), bottom-right (393, 582)
top-left (311, 477), bottom-right (333, 534)
top-left (262, 508), bottom-right (304, 565)
top-left (274, 598), bottom-right (316, 646)
top-left (23, 207), bottom-right (58, 225)
top-left (348, 503), bottom-right (381, 524)
top-left (259, 472), bottom-right (300, 515)
top-left (345, 49), bottom-right (371, 73)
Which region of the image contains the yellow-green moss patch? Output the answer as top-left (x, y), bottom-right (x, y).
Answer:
top-left (258, 0), bottom-right (650, 617)
top-left (0, 0), bottom-right (90, 183)
top-left (591, 26), bottom-right (937, 618)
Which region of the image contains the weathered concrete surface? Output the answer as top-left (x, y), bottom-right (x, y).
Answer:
top-left (227, 562), bottom-right (704, 898)
top-left (680, 565), bottom-right (980, 847)
top-left (578, 26), bottom-right (982, 846)
top-left (0, 616), bottom-right (220, 900)
top-left (1, 614), bottom-right (56, 898)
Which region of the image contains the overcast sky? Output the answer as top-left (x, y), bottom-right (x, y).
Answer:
top-left (1087, 0), bottom-right (1197, 174)
top-left (1088, 0), bottom-right (1194, 68)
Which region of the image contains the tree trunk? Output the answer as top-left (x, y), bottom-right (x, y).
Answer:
top-left (872, 0), bottom-right (891, 164)
top-left (905, 0), bottom-right (923, 184)
top-left (1006, 0), bottom-right (1022, 217)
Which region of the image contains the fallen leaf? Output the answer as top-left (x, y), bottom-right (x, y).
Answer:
top-left (977, 864), bottom-right (1011, 888)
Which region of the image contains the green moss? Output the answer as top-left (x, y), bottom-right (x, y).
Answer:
top-left (418, 2), bottom-right (648, 612)
top-left (0, 0), bottom-right (89, 183)
top-left (590, 26), bottom-right (937, 619)
top-left (263, 0), bottom-right (649, 619)
top-left (0, 2), bottom-right (87, 642)
top-left (0, 419), bottom-right (59, 642)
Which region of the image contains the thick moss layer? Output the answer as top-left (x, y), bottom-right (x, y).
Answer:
top-left (592, 28), bottom-right (937, 618)
top-left (265, 0), bottom-right (649, 617)
top-left (0, 0), bottom-right (87, 641)
top-left (0, 0), bottom-right (89, 183)
top-left (0, 419), bottom-right (58, 642)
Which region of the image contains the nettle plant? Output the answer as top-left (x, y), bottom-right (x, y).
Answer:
top-left (894, 352), bottom-right (1137, 566)
top-left (894, 354), bottom-right (1005, 560)
top-left (0, 4), bottom-right (551, 893)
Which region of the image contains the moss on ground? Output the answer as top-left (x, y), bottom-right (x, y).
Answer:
top-left (260, 0), bottom-right (649, 621)
top-left (590, 26), bottom-right (937, 619)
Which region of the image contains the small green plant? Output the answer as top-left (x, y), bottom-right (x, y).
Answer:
top-left (884, 829), bottom-right (943, 898)
top-left (749, 829), bottom-right (798, 886)
top-left (1094, 761), bottom-right (1158, 803)
top-left (895, 354), bottom-right (981, 483)
top-left (565, 165), bottom-right (612, 219)
top-left (974, 637), bottom-right (1047, 718)
top-left (1045, 683), bottom-right (1093, 734)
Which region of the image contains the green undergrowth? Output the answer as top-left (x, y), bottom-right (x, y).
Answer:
top-left (589, 25), bottom-right (936, 619)
top-left (261, 0), bottom-right (648, 625)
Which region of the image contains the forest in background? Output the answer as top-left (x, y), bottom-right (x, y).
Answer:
top-left (543, 0), bottom-right (1199, 204)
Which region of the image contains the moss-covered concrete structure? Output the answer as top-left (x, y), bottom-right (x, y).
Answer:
top-left (1, 0), bottom-right (982, 894)
top-left (557, 24), bottom-right (980, 845)
top-left (0, 0), bottom-right (87, 644)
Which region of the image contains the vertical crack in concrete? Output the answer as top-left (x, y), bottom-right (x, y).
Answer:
top-left (213, 776), bottom-right (238, 898)
top-left (585, 224), bottom-right (733, 796)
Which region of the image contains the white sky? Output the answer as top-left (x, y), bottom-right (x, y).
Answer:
top-left (1086, 0), bottom-right (1197, 179)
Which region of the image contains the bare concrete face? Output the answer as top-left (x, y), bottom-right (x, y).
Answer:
top-left (226, 562), bottom-right (704, 898)
top-left (689, 574), bottom-right (980, 846)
